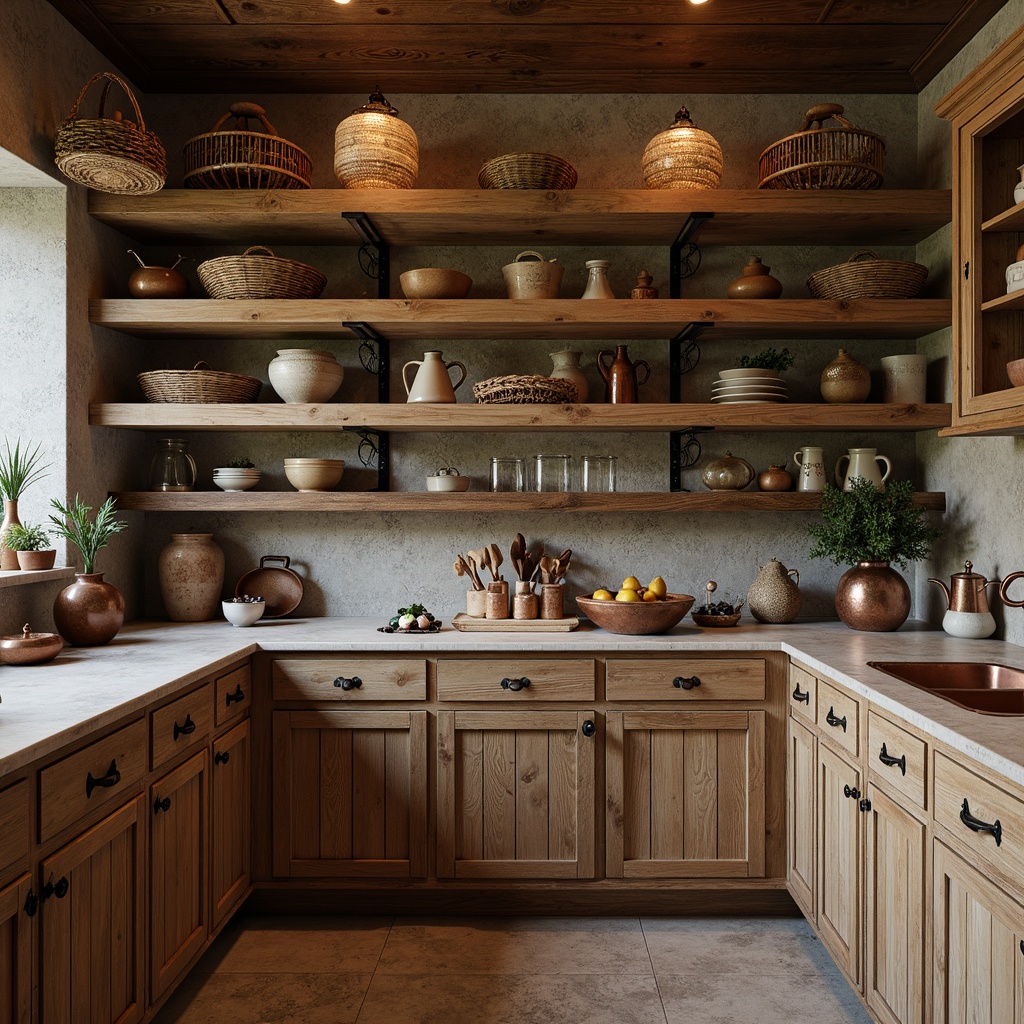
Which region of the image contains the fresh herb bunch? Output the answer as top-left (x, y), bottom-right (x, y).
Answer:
top-left (736, 346), bottom-right (795, 373)
top-left (807, 479), bottom-right (940, 570)
top-left (48, 495), bottom-right (127, 574)
top-left (0, 438), bottom-right (49, 501)
top-left (227, 457), bottom-right (256, 469)
top-left (2, 522), bottom-right (51, 552)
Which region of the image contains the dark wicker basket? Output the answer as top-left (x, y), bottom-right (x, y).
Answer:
top-left (807, 251), bottom-right (927, 300)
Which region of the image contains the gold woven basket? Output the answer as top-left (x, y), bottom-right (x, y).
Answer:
top-left (807, 250), bottom-right (927, 300)
top-left (473, 375), bottom-right (578, 404)
top-left (759, 103), bottom-right (884, 190)
top-left (54, 72), bottom-right (166, 195)
top-left (198, 246), bottom-right (327, 300)
top-left (478, 152), bottom-right (578, 190)
top-left (184, 102), bottom-right (312, 190)
top-left (139, 361), bottom-right (262, 404)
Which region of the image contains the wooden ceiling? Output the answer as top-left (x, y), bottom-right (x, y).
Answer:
top-left (46, 0), bottom-right (1010, 94)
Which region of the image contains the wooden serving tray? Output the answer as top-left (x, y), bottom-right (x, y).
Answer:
top-left (451, 613), bottom-right (579, 632)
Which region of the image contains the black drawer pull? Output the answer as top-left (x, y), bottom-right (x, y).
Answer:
top-left (825, 706), bottom-right (848, 732)
top-left (673, 676), bottom-right (701, 690)
top-left (23, 890), bottom-right (37, 917)
top-left (225, 684), bottom-right (245, 706)
top-left (1020, 939), bottom-right (1023, 956)
top-left (85, 759), bottom-right (121, 798)
top-left (41, 876), bottom-right (69, 903)
top-left (214, 751), bottom-right (230, 766)
top-left (173, 714), bottom-right (196, 740)
top-left (960, 798), bottom-right (1002, 846)
top-left (154, 796), bottom-right (171, 814)
top-left (501, 677), bottom-right (531, 692)
top-left (581, 719), bottom-right (596, 738)
top-left (333, 676), bottom-right (362, 691)
top-left (843, 784), bottom-right (860, 800)
top-left (792, 683), bottom-right (810, 704)
top-left (878, 743), bottom-right (907, 776)
top-left (860, 798), bottom-right (872, 813)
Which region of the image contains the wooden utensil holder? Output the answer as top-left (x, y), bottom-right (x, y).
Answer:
top-left (486, 581), bottom-right (509, 619)
top-left (466, 589), bottom-right (487, 618)
top-left (540, 583), bottom-right (564, 619)
top-left (513, 581), bottom-right (538, 620)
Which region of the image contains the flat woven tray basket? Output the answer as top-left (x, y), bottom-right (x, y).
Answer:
top-left (807, 250), bottom-right (927, 300)
top-left (478, 152), bottom-right (578, 190)
top-left (139, 361), bottom-right (262, 403)
top-left (473, 375), bottom-right (578, 404)
top-left (759, 103), bottom-right (884, 190)
top-left (198, 246), bottom-right (327, 300)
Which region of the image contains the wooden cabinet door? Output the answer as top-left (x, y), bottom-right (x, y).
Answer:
top-left (437, 710), bottom-right (596, 879)
top-left (210, 720), bottom-right (250, 931)
top-left (0, 873), bottom-right (31, 1024)
top-left (273, 710), bottom-right (428, 878)
top-left (787, 714), bottom-right (816, 918)
top-left (38, 797), bottom-right (144, 1024)
top-left (933, 840), bottom-right (1024, 1024)
top-left (817, 741), bottom-right (863, 988)
top-left (606, 710), bottom-right (765, 879)
top-left (150, 750), bottom-right (208, 1002)
top-left (865, 784), bottom-right (927, 1024)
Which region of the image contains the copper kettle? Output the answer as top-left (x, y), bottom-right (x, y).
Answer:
top-left (928, 561), bottom-right (1001, 613)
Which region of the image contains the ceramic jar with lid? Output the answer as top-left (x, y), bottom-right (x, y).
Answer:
top-left (268, 349), bottom-right (344, 404)
top-left (820, 348), bottom-right (870, 403)
top-left (727, 256), bottom-right (783, 299)
top-left (747, 559), bottom-right (802, 623)
top-left (701, 452), bottom-right (755, 490)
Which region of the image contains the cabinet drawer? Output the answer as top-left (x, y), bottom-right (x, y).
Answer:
top-left (272, 659), bottom-right (426, 701)
top-left (39, 719), bottom-right (147, 842)
top-left (867, 712), bottom-right (927, 810)
top-left (0, 781), bottom-right (29, 878)
top-left (816, 679), bottom-right (860, 757)
top-left (436, 659), bottom-right (595, 701)
top-left (934, 752), bottom-right (1024, 885)
top-left (789, 664), bottom-right (817, 722)
top-left (215, 664), bottom-right (251, 727)
top-left (151, 684), bottom-right (213, 770)
top-left (606, 658), bottom-right (765, 701)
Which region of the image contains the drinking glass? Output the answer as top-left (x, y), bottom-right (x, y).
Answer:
top-left (534, 455), bottom-right (571, 492)
top-left (490, 457), bottom-right (525, 492)
top-left (582, 455), bottom-right (617, 492)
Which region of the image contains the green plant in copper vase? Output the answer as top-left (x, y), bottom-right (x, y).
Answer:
top-left (48, 495), bottom-right (126, 574)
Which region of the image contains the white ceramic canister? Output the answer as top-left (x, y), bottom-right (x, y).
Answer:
top-left (268, 349), bottom-right (344, 404)
top-left (158, 533), bottom-right (225, 622)
top-left (835, 447), bottom-right (891, 491)
top-left (793, 446), bottom-right (826, 492)
top-left (880, 354), bottom-right (927, 404)
top-left (942, 609), bottom-right (997, 639)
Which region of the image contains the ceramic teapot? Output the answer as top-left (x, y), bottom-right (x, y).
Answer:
top-left (127, 250), bottom-right (189, 299)
top-left (701, 452), bottom-right (755, 491)
top-left (402, 351), bottom-right (467, 404)
top-left (929, 560), bottom-right (1008, 639)
top-left (597, 345), bottom-right (650, 404)
top-left (747, 558), bottom-right (802, 623)
top-left (835, 447), bottom-right (891, 491)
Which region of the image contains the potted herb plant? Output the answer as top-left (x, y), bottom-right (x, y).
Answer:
top-left (2, 522), bottom-right (57, 571)
top-left (726, 346), bottom-right (795, 379)
top-left (0, 438), bottom-right (49, 570)
top-left (213, 457), bottom-right (261, 492)
top-left (49, 495), bottom-right (127, 646)
top-left (807, 478), bottom-right (940, 631)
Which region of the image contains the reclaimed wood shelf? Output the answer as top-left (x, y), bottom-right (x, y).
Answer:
top-left (90, 402), bottom-right (952, 433)
top-left (981, 291), bottom-right (1024, 313)
top-left (88, 189), bottom-right (951, 247)
top-left (108, 491), bottom-right (948, 513)
top-left (981, 203), bottom-right (1024, 233)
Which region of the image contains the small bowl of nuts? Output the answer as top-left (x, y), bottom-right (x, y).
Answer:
top-left (222, 595), bottom-right (265, 627)
top-left (691, 581), bottom-right (744, 628)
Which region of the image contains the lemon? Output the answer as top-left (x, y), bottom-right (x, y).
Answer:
top-left (642, 590), bottom-right (660, 602)
top-left (592, 589), bottom-right (614, 601)
top-left (615, 588), bottom-right (642, 603)
top-left (621, 576), bottom-right (642, 591)
top-left (646, 576), bottom-right (667, 599)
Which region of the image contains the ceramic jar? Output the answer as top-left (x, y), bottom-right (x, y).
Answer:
top-left (880, 354), bottom-right (927, 403)
top-left (820, 348), bottom-right (870, 403)
top-left (726, 256), bottom-right (783, 299)
top-left (631, 271), bottom-right (658, 299)
top-left (597, 345), bottom-right (650, 403)
top-left (701, 452), bottom-right (755, 490)
top-left (268, 349), bottom-right (344, 404)
top-left (548, 350), bottom-right (589, 402)
top-left (158, 533), bottom-right (225, 622)
top-left (747, 559), bottom-right (802, 623)
top-left (581, 260), bottom-right (615, 299)
top-left (641, 104), bottom-right (723, 190)
top-left (835, 447), bottom-right (891, 491)
top-left (1, 499), bottom-right (22, 570)
top-left (334, 87), bottom-right (418, 189)
top-left (53, 573), bottom-right (125, 646)
top-left (502, 251), bottom-right (563, 300)
top-left (757, 464), bottom-right (793, 491)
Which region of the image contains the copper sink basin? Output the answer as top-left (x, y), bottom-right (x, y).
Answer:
top-left (868, 662), bottom-right (1024, 716)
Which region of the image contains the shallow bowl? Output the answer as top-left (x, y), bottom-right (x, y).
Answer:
top-left (426, 475), bottom-right (471, 492)
top-left (691, 611), bottom-right (743, 628)
top-left (284, 458), bottom-right (344, 492)
top-left (213, 468), bottom-right (261, 492)
top-left (222, 600), bottom-right (265, 627)
top-left (400, 268), bottom-right (473, 300)
top-left (575, 593), bottom-right (695, 635)
top-left (1008, 357), bottom-right (1024, 388)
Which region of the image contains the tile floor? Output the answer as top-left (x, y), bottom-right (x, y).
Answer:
top-left (154, 913), bottom-right (872, 1024)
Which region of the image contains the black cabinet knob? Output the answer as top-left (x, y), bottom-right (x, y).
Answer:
top-left (500, 677), bottom-right (531, 692)
top-left (154, 796), bottom-right (171, 814)
top-left (333, 676), bottom-right (362, 691)
top-left (843, 784), bottom-right (860, 800)
top-left (23, 890), bottom-right (37, 918)
top-left (673, 676), bottom-right (701, 690)
top-left (215, 750), bottom-right (230, 766)
top-left (581, 720), bottom-right (596, 737)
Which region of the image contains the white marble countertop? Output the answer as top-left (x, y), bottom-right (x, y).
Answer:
top-left (3, 616), bottom-right (1024, 789)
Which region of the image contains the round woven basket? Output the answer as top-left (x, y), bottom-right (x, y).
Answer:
top-left (198, 246), bottom-right (327, 300)
top-left (54, 72), bottom-right (166, 195)
top-left (807, 250), bottom-right (927, 300)
top-left (473, 375), bottom-right (578, 404)
top-left (139, 361), bottom-right (262, 403)
top-left (478, 153), bottom-right (577, 190)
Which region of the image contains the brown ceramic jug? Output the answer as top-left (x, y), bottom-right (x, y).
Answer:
top-left (597, 345), bottom-right (650, 404)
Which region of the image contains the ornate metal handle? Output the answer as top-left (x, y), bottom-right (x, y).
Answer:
top-left (501, 677), bottom-right (531, 692)
top-left (173, 714), bottom-right (196, 740)
top-left (792, 684), bottom-right (810, 704)
top-left (960, 798), bottom-right (1002, 846)
top-left (215, 751), bottom-right (230, 766)
top-left (225, 684), bottom-right (245, 705)
top-left (333, 676), bottom-right (362, 691)
top-left (844, 784), bottom-right (860, 799)
top-left (825, 706), bottom-right (848, 732)
top-left (878, 743), bottom-right (907, 776)
top-left (581, 720), bottom-right (596, 737)
top-left (673, 676), bottom-right (701, 690)
top-left (85, 759), bottom-right (121, 798)
top-left (154, 796), bottom-right (171, 814)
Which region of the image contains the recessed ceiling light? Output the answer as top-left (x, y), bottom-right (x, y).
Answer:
top-left (687, 0), bottom-right (712, 5)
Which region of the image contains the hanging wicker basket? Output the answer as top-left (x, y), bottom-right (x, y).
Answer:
top-left (138, 361), bottom-right (262, 404)
top-left (54, 72), bottom-right (166, 195)
top-left (478, 153), bottom-right (578, 190)
top-left (197, 246), bottom-right (327, 300)
top-left (807, 250), bottom-right (927, 300)
top-left (759, 103), bottom-right (884, 190)
top-left (184, 102), bottom-right (312, 190)
top-left (473, 375), bottom-right (578, 404)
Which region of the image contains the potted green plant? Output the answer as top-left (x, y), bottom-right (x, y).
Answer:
top-left (808, 478), bottom-right (941, 631)
top-left (735, 346), bottom-right (794, 375)
top-left (2, 522), bottom-right (56, 571)
top-left (0, 438), bottom-right (49, 570)
top-left (48, 495), bottom-right (127, 646)
top-left (213, 457), bottom-right (260, 492)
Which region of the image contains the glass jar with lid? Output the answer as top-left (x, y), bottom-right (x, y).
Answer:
top-left (149, 438), bottom-right (197, 492)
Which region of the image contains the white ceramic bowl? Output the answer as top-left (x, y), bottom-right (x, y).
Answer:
top-left (426, 474), bottom-right (471, 492)
top-left (222, 599), bottom-right (265, 627)
top-left (213, 468), bottom-right (261, 492)
top-left (284, 458), bottom-right (344, 492)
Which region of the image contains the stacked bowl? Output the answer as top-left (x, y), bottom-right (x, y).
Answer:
top-left (213, 467), bottom-right (261, 491)
top-left (711, 368), bottom-right (789, 404)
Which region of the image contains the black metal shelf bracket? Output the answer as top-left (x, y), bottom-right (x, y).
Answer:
top-left (669, 212), bottom-right (712, 298)
top-left (669, 323), bottom-right (711, 399)
top-left (343, 322), bottom-right (391, 404)
top-left (670, 426), bottom-right (714, 493)
top-left (342, 212), bottom-right (390, 299)
top-left (342, 427), bottom-right (391, 492)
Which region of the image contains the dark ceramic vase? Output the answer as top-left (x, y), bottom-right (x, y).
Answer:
top-left (53, 572), bottom-right (125, 646)
top-left (835, 561), bottom-right (911, 632)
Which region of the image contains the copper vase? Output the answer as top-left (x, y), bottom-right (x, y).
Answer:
top-left (53, 572), bottom-right (125, 646)
top-left (834, 561), bottom-right (910, 632)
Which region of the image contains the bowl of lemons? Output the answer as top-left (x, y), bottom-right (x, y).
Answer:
top-left (576, 576), bottom-right (695, 635)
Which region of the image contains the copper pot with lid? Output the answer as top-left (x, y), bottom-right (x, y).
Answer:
top-left (0, 623), bottom-right (62, 666)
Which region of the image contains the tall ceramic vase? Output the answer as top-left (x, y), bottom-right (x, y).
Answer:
top-left (835, 560), bottom-right (911, 632)
top-left (159, 533), bottom-right (225, 621)
top-left (1, 499), bottom-right (22, 570)
top-left (53, 573), bottom-right (125, 646)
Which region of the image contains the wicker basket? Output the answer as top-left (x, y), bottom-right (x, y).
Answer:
top-left (807, 250), bottom-right (927, 300)
top-left (54, 72), bottom-right (166, 195)
top-left (478, 153), bottom-right (578, 190)
top-left (184, 102), bottom-right (312, 190)
top-left (139, 361), bottom-right (262, 403)
top-left (759, 103), bottom-right (884, 190)
top-left (197, 246), bottom-right (327, 300)
top-left (473, 375), bottom-right (578, 404)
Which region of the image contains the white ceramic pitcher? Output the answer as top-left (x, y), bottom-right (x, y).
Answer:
top-left (402, 351), bottom-right (467, 404)
top-left (793, 446), bottom-right (826, 492)
top-left (835, 447), bottom-right (891, 491)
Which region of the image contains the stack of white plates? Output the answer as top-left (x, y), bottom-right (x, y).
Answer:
top-left (711, 371), bottom-right (788, 404)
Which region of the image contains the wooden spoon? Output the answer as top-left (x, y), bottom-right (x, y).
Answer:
top-left (465, 553), bottom-right (485, 591)
top-left (488, 543), bottom-right (503, 582)
top-left (509, 534), bottom-right (524, 581)
top-left (539, 555), bottom-right (557, 584)
top-left (554, 548), bottom-right (572, 582)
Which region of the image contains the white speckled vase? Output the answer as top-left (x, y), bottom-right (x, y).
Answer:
top-left (158, 533), bottom-right (224, 622)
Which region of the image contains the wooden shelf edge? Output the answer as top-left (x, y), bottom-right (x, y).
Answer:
top-left (980, 291), bottom-right (1024, 313)
top-left (981, 202), bottom-right (1024, 233)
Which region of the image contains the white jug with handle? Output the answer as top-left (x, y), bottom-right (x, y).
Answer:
top-left (793, 446), bottom-right (826, 492)
top-left (403, 350), bottom-right (467, 404)
top-left (835, 447), bottom-right (891, 491)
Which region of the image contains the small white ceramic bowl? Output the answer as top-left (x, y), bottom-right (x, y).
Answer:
top-left (222, 599), bottom-right (265, 627)
top-left (213, 468), bottom-right (261, 492)
top-left (426, 474), bottom-right (471, 492)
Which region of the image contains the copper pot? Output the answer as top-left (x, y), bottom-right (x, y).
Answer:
top-left (53, 572), bottom-right (125, 646)
top-left (0, 623), bottom-right (62, 665)
top-left (835, 561), bottom-right (910, 632)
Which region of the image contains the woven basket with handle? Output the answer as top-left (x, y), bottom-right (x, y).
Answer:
top-left (198, 246), bottom-right (327, 300)
top-left (807, 250), bottom-right (927, 300)
top-left (54, 72), bottom-right (166, 195)
top-left (138, 361), bottom-right (262, 404)
top-left (473, 375), bottom-right (578, 404)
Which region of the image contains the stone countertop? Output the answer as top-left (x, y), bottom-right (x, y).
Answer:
top-left (2, 617), bottom-right (1024, 789)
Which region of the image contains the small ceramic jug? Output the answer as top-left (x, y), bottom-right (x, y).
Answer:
top-left (548, 350), bottom-right (588, 402)
top-left (747, 558), bottom-right (802, 623)
top-left (403, 350), bottom-right (467, 403)
top-left (597, 345), bottom-right (650, 403)
top-left (835, 447), bottom-right (891, 491)
top-left (793, 446), bottom-right (826, 492)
